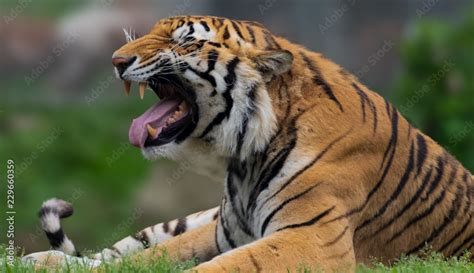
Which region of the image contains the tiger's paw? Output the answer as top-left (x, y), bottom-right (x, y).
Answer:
top-left (22, 250), bottom-right (102, 270)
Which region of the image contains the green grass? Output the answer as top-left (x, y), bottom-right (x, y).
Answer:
top-left (1, 246), bottom-right (196, 273)
top-left (1, 245), bottom-right (472, 273)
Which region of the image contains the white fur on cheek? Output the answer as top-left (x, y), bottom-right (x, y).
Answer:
top-left (141, 139), bottom-right (226, 180)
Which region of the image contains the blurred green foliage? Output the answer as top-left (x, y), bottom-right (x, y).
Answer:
top-left (0, 79), bottom-right (157, 251)
top-left (392, 8), bottom-right (474, 171)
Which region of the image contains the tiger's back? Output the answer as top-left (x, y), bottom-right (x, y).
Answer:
top-left (261, 36), bottom-right (473, 263)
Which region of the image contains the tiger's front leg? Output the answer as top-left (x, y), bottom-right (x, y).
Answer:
top-left (194, 220), bottom-right (355, 273)
top-left (130, 213), bottom-right (355, 272)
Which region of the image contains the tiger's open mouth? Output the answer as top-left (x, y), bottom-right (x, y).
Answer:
top-left (124, 75), bottom-right (198, 148)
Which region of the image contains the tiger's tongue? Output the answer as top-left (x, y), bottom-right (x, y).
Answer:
top-left (129, 98), bottom-right (182, 148)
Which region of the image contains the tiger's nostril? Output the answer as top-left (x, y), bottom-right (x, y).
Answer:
top-left (112, 56), bottom-right (137, 75)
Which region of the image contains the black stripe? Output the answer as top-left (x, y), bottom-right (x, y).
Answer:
top-left (162, 221), bottom-right (170, 233)
top-left (246, 25), bottom-right (256, 44)
top-left (188, 67), bottom-right (217, 87)
top-left (206, 50), bottom-right (219, 72)
top-left (323, 226), bottom-right (349, 247)
top-left (111, 246), bottom-right (122, 256)
top-left (407, 184), bottom-right (464, 255)
top-left (370, 99), bottom-right (378, 134)
top-left (134, 231), bottom-right (151, 248)
top-left (260, 183), bottom-right (322, 236)
top-left (380, 104), bottom-right (398, 170)
top-left (450, 233), bottom-right (474, 256)
top-left (45, 230), bottom-right (65, 248)
top-left (439, 214), bottom-right (471, 253)
top-left (421, 156), bottom-right (445, 200)
top-left (247, 134), bottom-right (297, 213)
top-left (223, 25), bottom-right (230, 40)
top-left (407, 124), bottom-right (413, 139)
top-left (185, 50), bottom-right (219, 87)
top-left (371, 166), bottom-right (433, 237)
top-left (226, 171), bottom-right (253, 236)
top-left (248, 251), bottom-right (262, 273)
top-left (186, 21), bottom-right (195, 36)
top-left (388, 192), bottom-right (447, 243)
top-left (173, 218), bottom-right (187, 236)
top-left (220, 199), bottom-right (237, 248)
top-left (353, 83), bottom-right (367, 122)
top-left (236, 117), bottom-right (248, 155)
top-left (415, 134), bottom-right (428, 178)
top-left (231, 20), bottom-right (244, 40)
top-left (264, 128), bottom-right (352, 206)
top-left (277, 206), bottom-right (335, 231)
top-left (388, 167), bottom-right (457, 243)
top-left (236, 84), bottom-right (257, 154)
top-left (351, 83), bottom-right (377, 133)
top-left (200, 21), bottom-right (210, 31)
top-left (207, 41), bottom-right (222, 48)
top-left (300, 52), bottom-right (343, 111)
top-left (356, 140), bottom-right (415, 233)
top-left (368, 105), bottom-right (398, 200)
top-left (263, 30), bottom-right (281, 49)
top-left (199, 58), bottom-right (239, 138)
top-left (385, 99), bottom-right (392, 118)
top-left (326, 106), bottom-right (398, 223)
top-left (462, 170), bottom-right (469, 182)
top-left (228, 159), bottom-right (248, 181)
top-left (215, 215), bottom-right (222, 254)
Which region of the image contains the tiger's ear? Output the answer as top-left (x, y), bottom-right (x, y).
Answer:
top-left (252, 50), bottom-right (293, 82)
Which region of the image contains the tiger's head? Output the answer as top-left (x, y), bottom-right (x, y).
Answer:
top-left (112, 16), bottom-right (293, 161)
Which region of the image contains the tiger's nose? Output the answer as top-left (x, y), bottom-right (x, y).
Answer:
top-left (112, 56), bottom-right (136, 75)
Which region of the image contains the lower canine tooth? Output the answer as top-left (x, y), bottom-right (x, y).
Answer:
top-left (124, 81), bottom-right (131, 96)
top-left (147, 124), bottom-right (158, 138)
top-left (139, 82), bottom-right (147, 100)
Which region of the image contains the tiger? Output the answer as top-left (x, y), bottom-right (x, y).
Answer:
top-left (24, 15), bottom-right (473, 272)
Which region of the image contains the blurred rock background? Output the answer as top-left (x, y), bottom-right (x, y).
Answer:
top-left (0, 0), bottom-right (472, 253)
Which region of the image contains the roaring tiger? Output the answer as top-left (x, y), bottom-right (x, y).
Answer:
top-left (24, 16), bottom-right (473, 272)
